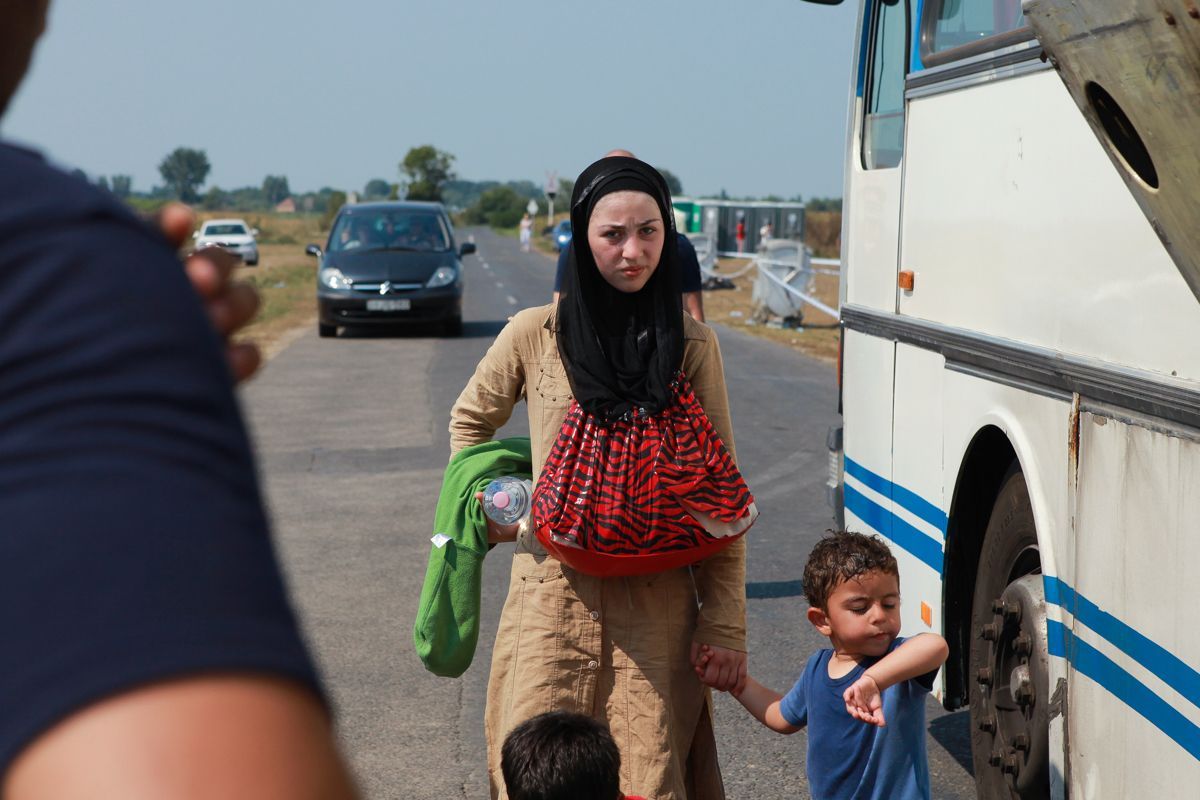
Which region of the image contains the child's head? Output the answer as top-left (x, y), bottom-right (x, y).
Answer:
top-left (501, 711), bottom-right (622, 800)
top-left (803, 531), bottom-right (901, 656)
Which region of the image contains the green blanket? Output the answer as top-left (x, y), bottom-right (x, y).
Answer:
top-left (413, 437), bottom-right (532, 677)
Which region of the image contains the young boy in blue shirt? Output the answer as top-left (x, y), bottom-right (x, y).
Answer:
top-left (700, 531), bottom-right (948, 799)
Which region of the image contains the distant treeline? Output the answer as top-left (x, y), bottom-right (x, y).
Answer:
top-left (80, 143), bottom-right (841, 226)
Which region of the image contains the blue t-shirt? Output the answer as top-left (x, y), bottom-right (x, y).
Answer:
top-left (779, 637), bottom-right (936, 800)
top-left (0, 143), bottom-right (322, 775)
top-left (554, 232), bottom-right (704, 293)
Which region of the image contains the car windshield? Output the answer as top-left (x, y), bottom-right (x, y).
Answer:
top-left (204, 223), bottom-right (247, 235)
top-left (329, 211), bottom-right (450, 254)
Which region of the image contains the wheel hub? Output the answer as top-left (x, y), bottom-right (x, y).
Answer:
top-left (977, 574), bottom-right (1050, 795)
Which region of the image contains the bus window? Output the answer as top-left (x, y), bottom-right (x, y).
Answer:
top-left (921, 0), bottom-right (1032, 66)
top-left (862, 0), bottom-right (908, 171)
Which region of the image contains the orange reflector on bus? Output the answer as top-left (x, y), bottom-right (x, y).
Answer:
top-left (921, 602), bottom-right (932, 628)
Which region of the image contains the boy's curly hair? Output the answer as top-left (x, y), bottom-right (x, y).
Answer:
top-left (803, 530), bottom-right (899, 609)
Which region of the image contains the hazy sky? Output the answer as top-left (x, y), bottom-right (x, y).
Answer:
top-left (5, 0), bottom-right (858, 200)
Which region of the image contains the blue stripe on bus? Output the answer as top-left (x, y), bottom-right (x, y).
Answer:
top-left (1047, 620), bottom-right (1200, 761)
top-left (844, 483), bottom-right (944, 574)
top-left (844, 456), bottom-right (947, 534)
top-left (1045, 577), bottom-right (1200, 713)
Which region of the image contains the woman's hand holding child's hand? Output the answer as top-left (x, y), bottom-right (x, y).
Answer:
top-left (843, 673), bottom-right (886, 727)
top-left (474, 491), bottom-right (520, 544)
top-left (691, 643), bottom-right (748, 697)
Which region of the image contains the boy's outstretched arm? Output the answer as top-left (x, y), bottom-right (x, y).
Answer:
top-left (695, 645), bottom-right (801, 733)
top-left (844, 633), bottom-right (949, 727)
top-left (735, 677), bottom-right (802, 734)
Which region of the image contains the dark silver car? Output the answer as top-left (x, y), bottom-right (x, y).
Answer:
top-left (307, 202), bottom-right (475, 337)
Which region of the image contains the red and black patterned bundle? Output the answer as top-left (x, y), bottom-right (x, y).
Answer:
top-left (531, 373), bottom-right (756, 576)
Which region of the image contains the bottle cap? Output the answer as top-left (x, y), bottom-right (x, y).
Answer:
top-left (493, 491), bottom-right (511, 510)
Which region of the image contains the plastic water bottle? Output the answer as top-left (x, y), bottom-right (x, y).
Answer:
top-left (482, 477), bottom-right (533, 525)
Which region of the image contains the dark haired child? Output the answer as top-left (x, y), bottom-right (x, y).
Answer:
top-left (500, 711), bottom-right (646, 800)
top-left (699, 531), bottom-right (948, 799)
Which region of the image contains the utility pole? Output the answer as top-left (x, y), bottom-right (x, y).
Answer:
top-left (544, 170), bottom-right (558, 225)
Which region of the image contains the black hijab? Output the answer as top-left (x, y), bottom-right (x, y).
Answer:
top-left (556, 156), bottom-right (684, 421)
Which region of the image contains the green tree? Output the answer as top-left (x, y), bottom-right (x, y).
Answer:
top-left (262, 174), bottom-right (291, 205)
top-left (96, 175), bottom-right (110, 192)
top-left (110, 174), bottom-right (132, 198)
top-left (655, 167), bottom-right (683, 196)
top-left (321, 191), bottom-right (347, 230)
top-left (401, 145), bottom-right (455, 202)
top-left (363, 178), bottom-right (391, 199)
top-left (202, 186), bottom-right (227, 210)
top-left (158, 147), bottom-right (211, 203)
top-left (464, 186), bottom-right (527, 228)
top-left (807, 197), bottom-right (842, 212)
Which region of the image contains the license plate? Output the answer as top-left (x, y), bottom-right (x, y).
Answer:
top-left (366, 299), bottom-right (411, 311)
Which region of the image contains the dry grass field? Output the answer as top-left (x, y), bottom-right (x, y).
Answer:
top-left (196, 211), bottom-right (328, 359)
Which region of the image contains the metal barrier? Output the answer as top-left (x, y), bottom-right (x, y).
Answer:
top-left (706, 243), bottom-right (841, 320)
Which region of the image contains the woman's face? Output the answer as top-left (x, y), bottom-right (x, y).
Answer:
top-left (586, 191), bottom-right (665, 293)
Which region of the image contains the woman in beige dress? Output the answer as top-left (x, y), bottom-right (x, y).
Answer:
top-left (450, 155), bottom-right (750, 800)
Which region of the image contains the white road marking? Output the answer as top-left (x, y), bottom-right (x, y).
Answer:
top-left (495, 282), bottom-right (505, 288)
top-left (482, 263), bottom-right (490, 270)
top-left (506, 295), bottom-right (518, 306)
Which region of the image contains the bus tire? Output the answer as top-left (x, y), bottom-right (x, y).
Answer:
top-left (968, 468), bottom-right (1050, 800)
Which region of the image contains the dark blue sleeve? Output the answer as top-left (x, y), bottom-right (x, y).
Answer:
top-left (889, 636), bottom-right (937, 693)
top-left (677, 233), bottom-right (702, 293)
top-left (0, 173), bottom-right (321, 774)
top-left (554, 244), bottom-right (569, 292)
top-left (779, 653), bottom-right (820, 727)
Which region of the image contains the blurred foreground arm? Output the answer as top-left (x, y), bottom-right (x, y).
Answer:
top-left (158, 203), bottom-right (263, 382)
top-left (6, 676), bottom-right (358, 800)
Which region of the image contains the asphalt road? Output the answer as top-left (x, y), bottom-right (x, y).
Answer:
top-left (241, 227), bottom-right (976, 799)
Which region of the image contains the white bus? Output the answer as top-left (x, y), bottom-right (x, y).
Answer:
top-left (820, 0), bottom-right (1200, 796)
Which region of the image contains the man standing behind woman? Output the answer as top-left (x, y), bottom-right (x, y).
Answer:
top-left (450, 155), bottom-right (748, 799)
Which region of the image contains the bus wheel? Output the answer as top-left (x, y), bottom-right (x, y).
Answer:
top-left (968, 470), bottom-right (1050, 800)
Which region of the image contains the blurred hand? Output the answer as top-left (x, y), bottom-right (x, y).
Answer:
top-left (843, 673), bottom-right (885, 727)
top-left (474, 491), bottom-right (519, 544)
top-left (155, 202), bottom-right (263, 382)
top-left (690, 641), bottom-right (748, 696)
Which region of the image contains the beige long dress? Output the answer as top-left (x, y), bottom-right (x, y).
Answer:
top-left (449, 304), bottom-right (747, 800)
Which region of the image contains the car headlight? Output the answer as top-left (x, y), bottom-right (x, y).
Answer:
top-left (319, 267), bottom-right (352, 290)
top-left (426, 266), bottom-right (457, 288)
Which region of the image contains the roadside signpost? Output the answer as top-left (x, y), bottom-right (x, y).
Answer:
top-left (545, 171), bottom-right (558, 224)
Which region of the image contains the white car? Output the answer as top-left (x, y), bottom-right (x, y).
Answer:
top-left (193, 218), bottom-right (259, 265)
